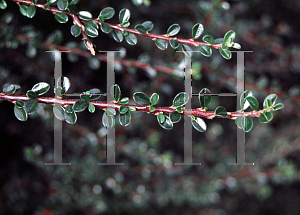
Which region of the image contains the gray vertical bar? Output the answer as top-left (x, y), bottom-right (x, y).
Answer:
top-left (175, 54), bottom-right (201, 165)
top-left (229, 51), bottom-right (254, 165)
top-left (99, 51), bottom-right (123, 165)
top-left (46, 51), bottom-right (71, 165)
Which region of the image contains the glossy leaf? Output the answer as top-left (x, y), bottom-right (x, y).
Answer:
top-left (134, 24), bottom-right (146, 34)
top-left (191, 117), bottom-right (206, 132)
top-left (78, 11), bottom-right (92, 20)
top-left (263, 94), bottom-right (277, 108)
top-left (84, 20), bottom-right (98, 29)
top-left (112, 30), bottom-right (123, 42)
top-left (57, 0), bottom-right (68, 10)
top-left (65, 105), bottom-right (73, 113)
top-left (167, 24), bottom-right (180, 36)
top-left (181, 44), bottom-right (192, 57)
top-left (133, 92), bottom-right (150, 105)
top-left (141, 21), bottom-right (153, 32)
top-left (246, 96), bottom-right (259, 110)
top-left (215, 106), bottom-right (228, 117)
top-left (155, 39), bottom-right (168, 50)
top-left (110, 84), bottom-right (121, 102)
top-left (106, 108), bottom-right (116, 116)
top-left (57, 76), bottom-right (71, 94)
top-left (240, 90), bottom-right (253, 110)
top-left (119, 8), bottom-right (130, 24)
top-left (3, 84), bottom-right (15, 94)
top-left (100, 7), bottom-right (115, 19)
top-left (219, 48), bottom-right (232, 60)
top-left (55, 12), bottom-right (68, 23)
top-left (128, 106), bottom-right (136, 112)
top-left (84, 25), bottom-right (98, 38)
top-left (199, 88), bottom-right (211, 108)
top-left (119, 106), bottom-right (128, 114)
top-left (215, 38), bottom-right (224, 44)
top-left (121, 21), bottom-right (130, 28)
top-left (70, 25), bottom-right (81, 37)
top-left (173, 92), bottom-right (189, 107)
top-left (100, 23), bottom-right (111, 34)
top-left (102, 112), bottom-right (114, 128)
top-left (149, 106), bottom-right (155, 112)
top-left (150, 93), bottom-right (159, 105)
top-left (73, 100), bottom-right (88, 112)
top-left (232, 43), bottom-right (241, 49)
top-left (169, 39), bottom-right (179, 49)
top-left (53, 106), bottom-right (65, 120)
top-left (88, 103), bottom-right (95, 113)
top-left (202, 35), bottom-right (215, 44)
top-left (119, 111), bottom-right (131, 126)
top-left (273, 103), bottom-right (284, 111)
top-left (198, 45), bottom-right (212, 57)
top-left (170, 111), bottom-right (181, 123)
top-left (19, 5), bottom-right (28, 16)
top-left (125, 33), bottom-right (137, 45)
top-left (259, 111), bottom-right (273, 123)
top-left (64, 110), bottom-right (77, 124)
top-left (27, 5), bottom-right (36, 18)
top-left (24, 99), bottom-right (38, 114)
top-left (236, 116), bottom-right (253, 132)
top-left (157, 113), bottom-right (165, 124)
top-left (223, 30), bottom-right (235, 45)
top-left (16, 100), bottom-right (25, 108)
top-left (192, 23), bottom-right (204, 39)
top-left (14, 105), bottom-right (28, 121)
top-left (89, 88), bottom-right (102, 100)
top-left (0, 0), bottom-right (7, 9)
top-left (26, 90), bottom-right (37, 99)
top-left (32, 82), bottom-right (50, 96)
top-left (67, 3), bottom-right (77, 14)
top-left (158, 115), bottom-right (173, 130)
top-left (119, 97), bottom-right (129, 104)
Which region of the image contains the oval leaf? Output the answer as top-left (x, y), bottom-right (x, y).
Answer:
top-left (181, 44), bottom-right (192, 57)
top-left (157, 113), bottom-right (165, 124)
top-left (55, 12), bottom-right (68, 23)
top-left (215, 106), bottom-right (227, 117)
top-left (100, 7), bottom-right (115, 19)
top-left (32, 82), bottom-right (50, 96)
top-left (158, 115), bottom-right (173, 130)
top-left (53, 105), bottom-right (65, 120)
top-left (84, 25), bottom-right (98, 38)
top-left (133, 92), bottom-right (150, 105)
top-left (89, 88), bottom-right (101, 101)
top-left (246, 96), bottom-right (259, 110)
top-left (57, 0), bottom-right (68, 10)
top-left (141, 21), bottom-right (153, 32)
top-left (134, 24), bottom-right (146, 34)
top-left (100, 23), bottom-right (111, 34)
top-left (169, 39), bottom-right (179, 49)
top-left (14, 105), bottom-right (28, 121)
top-left (78, 11), bottom-right (92, 20)
top-left (198, 45), bottom-right (212, 57)
top-left (263, 94), bottom-right (277, 108)
top-left (169, 111), bottom-right (181, 123)
top-left (150, 93), bottom-right (159, 105)
top-left (125, 33), bottom-right (137, 45)
top-left (119, 8), bottom-right (130, 24)
top-left (64, 110), bottom-right (77, 124)
top-left (192, 23), bottom-right (204, 39)
top-left (19, 5), bottom-right (28, 16)
top-left (112, 30), bottom-right (123, 42)
top-left (202, 35), bottom-right (215, 44)
top-left (102, 112), bottom-right (114, 128)
top-left (119, 97), bottom-right (129, 104)
top-left (3, 84), bottom-right (15, 94)
top-left (110, 84), bottom-right (121, 102)
top-left (119, 111), bottom-right (131, 126)
top-left (70, 24), bottom-right (81, 37)
top-left (219, 48), bottom-right (232, 60)
top-left (224, 30), bottom-right (236, 44)
top-left (273, 103), bottom-right (284, 111)
top-left (173, 92), bottom-right (189, 107)
top-left (119, 105), bottom-right (128, 114)
top-left (88, 103), bottom-right (95, 113)
top-left (73, 100), bottom-right (88, 112)
top-left (57, 76), bottom-right (71, 94)
top-left (259, 111), bottom-right (273, 123)
top-left (106, 108), bottom-right (116, 116)
top-left (155, 39), bottom-right (168, 50)
top-left (167, 24), bottom-right (180, 36)
top-left (240, 90), bottom-right (253, 110)
top-left (27, 5), bottom-right (36, 18)
top-left (191, 117), bottom-right (206, 132)
top-left (25, 99), bottom-right (38, 114)
top-left (199, 88), bottom-right (211, 108)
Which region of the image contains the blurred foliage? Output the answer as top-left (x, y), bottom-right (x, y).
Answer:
top-left (0, 0), bottom-right (300, 215)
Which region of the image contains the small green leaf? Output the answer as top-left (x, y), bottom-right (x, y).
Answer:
top-left (119, 111), bottom-right (131, 126)
top-left (223, 30), bottom-right (236, 45)
top-left (70, 25), bottom-right (81, 37)
top-left (158, 115), bottom-right (173, 130)
top-left (199, 88), bottom-right (211, 108)
top-left (67, 3), bottom-right (77, 14)
top-left (273, 103), bottom-right (284, 111)
top-left (155, 39), bottom-right (168, 50)
top-left (98, 15), bottom-right (104, 22)
top-left (202, 35), bottom-right (215, 44)
top-left (191, 117), bottom-right (207, 132)
top-left (181, 44), bottom-right (192, 57)
top-left (133, 92), bottom-right (150, 105)
top-left (176, 107), bottom-right (184, 113)
top-left (102, 112), bottom-right (114, 128)
top-left (170, 111), bottom-right (181, 123)
top-left (149, 106), bottom-right (155, 112)
top-left (100, 7), bottom-right (115, 19)
top-left (65, 105), bottom-right (73, 113)
top-left (157, 113), bottom-right (165, 124)
top-left (78, 11), bottom-right (92, 20)
top-left (57, 0), bottom-right (68, 10)
top-left (215, 106), bottom-right (227, 117)
top-left (232, 43), bottom-right (241, 49)
top-left (246, 96), bottom-right (259, 110)
top-left (55, 12), bottom-right (68, 23)
top-left (100, 23), bottom-right (111, 34)
top-left (27, 5), bottom-right (36, 18)
top-left (141, 21), bottom-right (153, 32)
top-left (88, 103), bottom-right (95, 113)
top-left (89, 88), bottom-right (102, 100)
top-left (150, 93), bottom-right (159, 105)
top-left (0, 0), bottom-right (7, 10)
top-left (167, 24), bottom-right (180, 36)
top-left (32, 82), bottom-right (50, 96)
top-left (84, 25), bottom-right (98, 38)
top-left (121, 21), bottom-right (130, 28)
top-left (16, 100), bottom-right (25, 108)
top-left (73, 100), bottom-right (88, 112)
top-left (112, 30), bottom-right (123, 42)
top-left (80, 92), bottom-right (91, 102)
top-left (110, 84), bottom-right (121, 102)
top-left (263, 94), bottom-right (277, 108)
top-left (134, 24), bottom-right (146, 34)
top-left (119, 8), bottom-right (130, 24)
top-left (123, 30), bottom-right (128, 36)
top-left (192, 23), bottom-right (204, 39)
top-left (240, 90), bottom-right (253, 110)
top-left (244, 116), bottom-right (253, 132)
top-left (119, 97), bottom-right (129, 104)
top-left (26, 90), bottom-right (37, 99)
top-left (19, 5), bottom-right (28, 16)
top-left (53, 106), bottom-right (65, 120)
top-left (14, 105), bottom-right (28, 121)
top-left (222, 42), bottom-right (228, 50)
top-left (173, 92), bottom-right (189, 107)
top-left (64, 110), bottom-right (77, 124)
top-left (106, 108), bottom-right (116, 116)
top-left (198, 45), bottom-right (212, 57)
top-left (236, 116), bottom-right (253, 132)
top-left (219, 48), bottom-right (232, 60)
top-left (25, 99), bottom-right (38, 114)
top-left (125, 33), bottom-right (137, 45)
top-left (119, 106), bottom-right (128, 114)
top-left (3, 84), bottom-right (15, 94)
top-left (128, 106), bottom-right (136, 111)
top-left (57, 76), bottom-right (71, 94)
top-left (259, 111), bottom-right (273, 123)
top-left (169, 39), bottom-right (179, 49)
